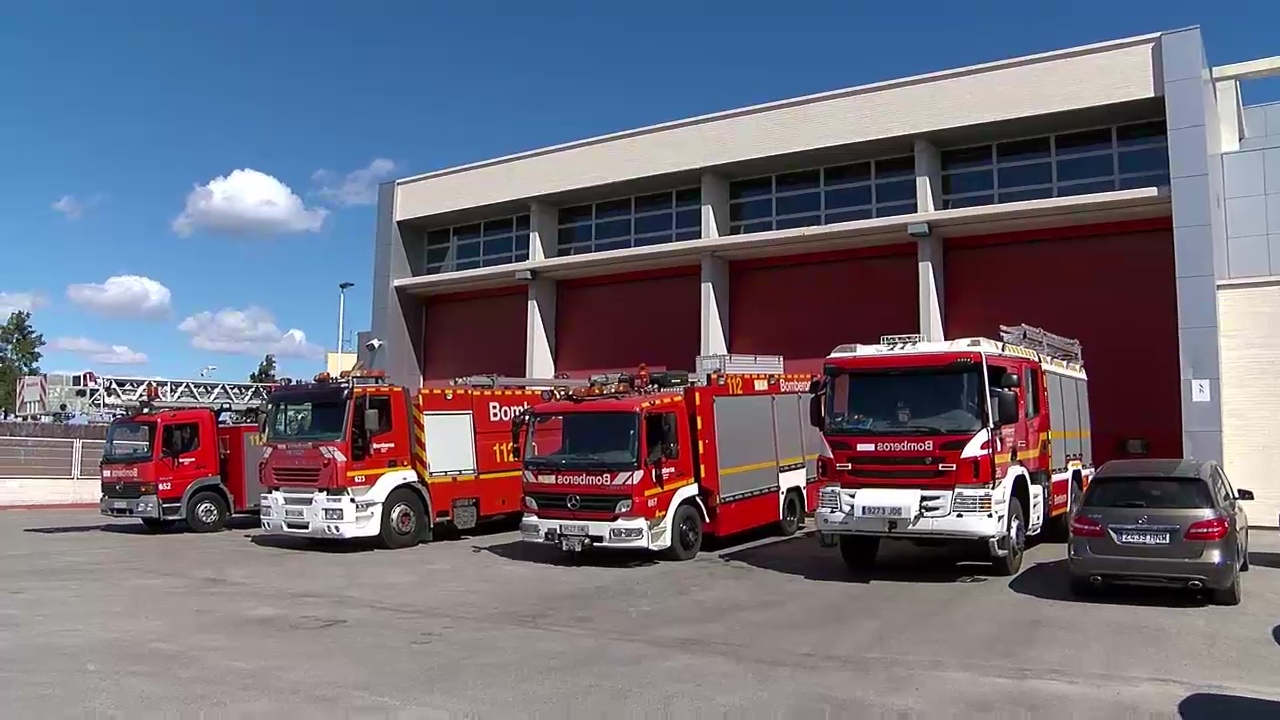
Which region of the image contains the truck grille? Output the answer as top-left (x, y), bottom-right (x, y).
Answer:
top-left (271, 467), bottom-right (322, 484)
top-left (526, 492), bottom-right (628, 513)
top-left (101, 483), bottom-right (145, 499)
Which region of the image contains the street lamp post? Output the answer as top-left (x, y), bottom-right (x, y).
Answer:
top-left (337, 282), bottom-right (355, 355)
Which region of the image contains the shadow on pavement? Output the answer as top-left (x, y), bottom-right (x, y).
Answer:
top-left (1247, 551), bottom-right (1280, 569)
top-left (721, 534), bottom-right (1001, 584)
top-left (24, 515), bottom-right (260, 536)
top-left (479, 539), bottom-right (657, 568)
top-left (1272, 625), bottom-right (1279, 648)
top-left (1009, 559), bottom-right (1209, 608)
top-left (249, 534), bottom-right (377, 553)
top-left (1179, 692), bottom-right (1280, 719)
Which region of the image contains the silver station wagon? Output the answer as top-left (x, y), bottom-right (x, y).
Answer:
top-left (1067, 458), bottom-right (1251, 605)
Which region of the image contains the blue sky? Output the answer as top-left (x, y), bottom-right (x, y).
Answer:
top-left (1, 0), bottom-right (1277, 383)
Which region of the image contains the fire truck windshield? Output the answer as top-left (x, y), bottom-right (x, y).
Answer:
top-left (103, 421), bottom-right (155, 463)
top-left (824, 366), bottom-right (987, 436)
top-left (264, 389), bottom-right (348, 443)
top-left (523, 411), bottom-right (640, 470)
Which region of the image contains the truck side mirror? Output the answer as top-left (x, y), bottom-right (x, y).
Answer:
top-left (510, 415), bottom-right (525, 460)
top-left (994, 390), bottom-right (1019, 426)
top-left (808, 395), bottom-right (824, 430)
top-left (1000, 373), bottom-right (1021, 389)
top-left (363, 408), bottom-right (380, 435)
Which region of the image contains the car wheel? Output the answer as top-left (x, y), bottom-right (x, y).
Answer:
top-left (1212, 551), bottom-right (1243, 606)
top-left (1240, 531), bottom-right (1250, 572)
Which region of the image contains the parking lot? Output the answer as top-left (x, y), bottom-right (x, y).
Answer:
top-left (2, 510), bottom-right (1279, 718)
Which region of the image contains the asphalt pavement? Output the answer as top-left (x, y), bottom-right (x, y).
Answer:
top-left (2, 509), bottom-right (1279, 718)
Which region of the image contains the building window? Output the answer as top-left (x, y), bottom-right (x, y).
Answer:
top-left (727, 155), bottom-right (916, 235)
top-left (940, 120), bottom-right (1170, 209)
top-left (423, 214), bottom-right (531, 274)
top-left (556, 188), bottom-right (702, 256)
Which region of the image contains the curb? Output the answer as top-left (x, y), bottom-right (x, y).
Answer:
top-left (1, 503), bottom-right (98, 511)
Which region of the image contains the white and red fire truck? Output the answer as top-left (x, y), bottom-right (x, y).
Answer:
top-left (257, 369), bottom-right (586, 549)
top-left (512, 355), bottom-right (826, 560)
top-left (809, 325), bottom-right (1094, 576)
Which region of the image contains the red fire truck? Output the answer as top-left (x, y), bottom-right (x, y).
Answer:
top-left (99, 395), bottom-right (265, 532)
top-left (511, 356), bottom-right (825, 561)
top-left (809, 325), bottom-right (1094, 576)
top-left (257, 370), bottom-right (587, 549)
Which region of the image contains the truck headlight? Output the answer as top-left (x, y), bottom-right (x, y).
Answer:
top-left (523, 495), bottom-right (537, 510)
top-left (610, 527), bottom-right (644, 540)
top-left (818, 485), bottom-right (840, 510)
top-left (323, 508), bottom-right (343, 521)
top-left (615, 499), bottom-right (632, 513)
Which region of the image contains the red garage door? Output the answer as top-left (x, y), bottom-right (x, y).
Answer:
top-left (730, 245), bottom-right (919, 374)
top-left (422, 289), bottom-right (527, 385)
top-left (556, 269), bottom-right (700, 377)
top-left (945, 221), bottom-right (1181, 463)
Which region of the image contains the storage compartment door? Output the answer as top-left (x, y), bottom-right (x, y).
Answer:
top-left (423, 412), bottom-right (477, 476)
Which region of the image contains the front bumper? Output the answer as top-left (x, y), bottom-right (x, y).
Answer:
top-left (259, 490), bottom-right (381, 540)
top-left (1067, 542), bottom-right (1237, 589)
top-left (814, 486), bottom-right (1003, 542)
top-left (519, 514), bottom-right (658, 551)
top-left (100, 494), bottom-right (161, 519)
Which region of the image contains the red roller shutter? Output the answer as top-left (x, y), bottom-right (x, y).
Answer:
top-left (556, 269), bottom-right (700, 377)
top-left (422, 289), bottom-right (527, 385)
top-left (944, 221), bottom-right (1180, 463)
top-left (730, 245), bottom-right (919, 374)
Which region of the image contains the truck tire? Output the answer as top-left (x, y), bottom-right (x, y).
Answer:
top-left (991, 497), bottom-right (1026, 576)
top-left (380, 488), bottom-right (425, 550)
top-left (186, 491), bottom-right (229, 533)
top-left (839, 535), bottom-right (879, 570)
top-left (777, 491), bottom-right (803, 537)
top-left (662, 503), bottom-right (703, 561)
top-left (140, 518), bottom-right (176, 533)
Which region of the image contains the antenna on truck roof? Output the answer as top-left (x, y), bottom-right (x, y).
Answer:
top-left (999, 324), bottom-right (1083, 364)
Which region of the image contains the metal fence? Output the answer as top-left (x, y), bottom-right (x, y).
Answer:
top-left (0, 436), bottom-right (102, 479)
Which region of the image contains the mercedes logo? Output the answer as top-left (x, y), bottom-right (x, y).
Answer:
top-left (1137, 515), bottom-right (1148, 525)
top-left (566, 494), bottom-right (581, 510)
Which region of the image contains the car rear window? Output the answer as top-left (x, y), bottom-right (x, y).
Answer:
top-left (1082, 477), bottom-right (1215, 509)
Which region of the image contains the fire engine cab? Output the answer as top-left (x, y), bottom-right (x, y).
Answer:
top-left (512, 355), bottom-right (825, 560)
top-left (257, 369), bottom-right (586, 549)
top-left (99, 385), bottom-right (265, 532)
top-left (809, 325), bottom-right (1094, 576)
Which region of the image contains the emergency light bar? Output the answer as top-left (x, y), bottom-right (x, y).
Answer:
top-left (881, 334), bottom-right (924, 345)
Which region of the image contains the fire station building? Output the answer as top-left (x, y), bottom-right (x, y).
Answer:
top-left (370, 28), bottom-right (1280, 523)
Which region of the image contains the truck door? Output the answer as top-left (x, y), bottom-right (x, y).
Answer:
top-left (159, 418), bottom-right (212, 497)
top-left (349, 391), bottom-right (402, 487)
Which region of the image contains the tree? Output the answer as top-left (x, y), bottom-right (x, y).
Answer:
top-left (0, 311), bottom-right (46, 414)
top-left (249, 354), bottom-right (277, 384)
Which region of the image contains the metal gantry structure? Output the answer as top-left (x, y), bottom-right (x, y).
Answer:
top-left (21, 373), bottom-right (276, 417)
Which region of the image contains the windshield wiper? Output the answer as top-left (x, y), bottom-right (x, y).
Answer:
top-left (876, 425), bottom-right (945, 435)
top-left (1114, 500), bottom-right (1148, 508)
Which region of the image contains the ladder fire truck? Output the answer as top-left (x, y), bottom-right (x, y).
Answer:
top-left (99, 384), bottom-right (266, 532)
top-left (257, 369), bottom-right (588, 549)
top-left (809, 325), bottom-right (1094, 576)
top-left (511, 355), bottom-right (826, 561)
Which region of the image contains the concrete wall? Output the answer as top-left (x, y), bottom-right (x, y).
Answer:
top-left (1160, 28), bottom-right (1229, 465)
top-left (1222, 104), bottom-right (1280, 276)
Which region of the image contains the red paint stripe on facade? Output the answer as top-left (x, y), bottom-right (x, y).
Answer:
top-left (731, 242), bottom-right (916, 270)
top-left (945, 217), bottom-right (1173, 250)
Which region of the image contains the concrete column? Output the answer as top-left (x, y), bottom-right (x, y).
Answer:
top-left (370, 181), bottom-right (424, 389)
top-left (526, 278), bottom-right (556, 377)
top-left (914, 139), bottom-right (942, 213)
top-left (529, 201), bottom-right (558, 260)
top-left (700, 254), bottom-right (729, 356)
top-left (701, 173), bottom-right (729, 239)
top-left (1160, 28), bottom-right (1226, 464)
top-left (917, 237), bottom-right (944, 341)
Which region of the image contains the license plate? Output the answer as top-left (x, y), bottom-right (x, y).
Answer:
top-left (111, 501), bottom-right (127, 509)
top-left (560, 524), bottom-right (589, 536)
top-left (1117, 531), bottom-right (1170, 545)
top-left (560, 536), bottom-right (587, 552)
top-left (858, 505), bottom-right (904, 518)
top-left (284, 508), bottom-right (305, 519)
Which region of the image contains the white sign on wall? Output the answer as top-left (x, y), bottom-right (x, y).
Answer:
top-left (1191, 379), bottom-right (1212, 403)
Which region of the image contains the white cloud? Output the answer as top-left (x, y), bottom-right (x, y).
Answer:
top-left (311, 158), bottom-right (397, 207)
top-left (51, 193), bottom-right (104, 220)
top-left (66, 275), bottom-right (172, 319)
top-left (50, 337), bottom-right (149, 365)
top-left (173, 168), bottom-right (329, 237)
top-left (178, 306), bottom-right (323, 359)
top-left (0, 291), bottom-right (47, 316)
